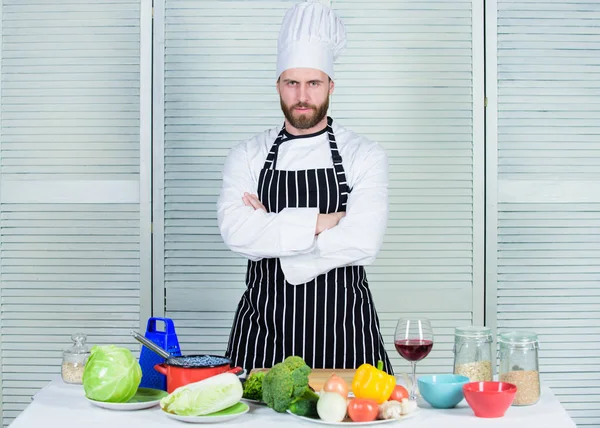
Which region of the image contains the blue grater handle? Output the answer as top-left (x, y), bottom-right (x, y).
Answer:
top-left (146, 317), bottom-right (176, 336)
top-left (145, 317), bottom-right (181, 356)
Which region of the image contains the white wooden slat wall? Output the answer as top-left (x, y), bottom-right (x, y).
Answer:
top-left (333, 0), bottom-right (484, 376)
top-left (0, 0), bottom-right (150, 425)
top-left (155, 0), bottom-right (484, 377)
top-left (155, 0), bottom-right (299, 357)
top-left (490, 0), bottom-right (600, 425)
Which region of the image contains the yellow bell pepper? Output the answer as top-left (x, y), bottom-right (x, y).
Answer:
top-left (351, 360), bottom-right (396, 404)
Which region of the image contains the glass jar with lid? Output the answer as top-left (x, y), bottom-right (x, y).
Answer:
top-left (61, 333), bottom-right (91, 384)
top-left (453, 326), bottom-right (493, 382)
top-left (498, 331), bottom-right (540, 406)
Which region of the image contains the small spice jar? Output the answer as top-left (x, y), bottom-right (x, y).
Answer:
top-left (453, 326), bottom-right (493, 382)
top-left (61, 333), bottom-right (91, 384)
top-left (498, 331), bottom-right (540, 406)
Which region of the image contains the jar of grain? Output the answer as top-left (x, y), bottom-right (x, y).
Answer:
top-left (498, 331), bottom-right (540, 406)
top-left (61, 333), bottom-right (91, 384)
top-left (453, 326), bottom-right (493, 382)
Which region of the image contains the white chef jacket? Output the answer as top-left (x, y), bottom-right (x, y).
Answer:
top-left (216, 120), bottom-right (388, 285)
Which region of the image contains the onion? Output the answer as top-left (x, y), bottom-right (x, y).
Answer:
top-left (317, 391), bottom-right (348, 422)
top-left (323, 374), bottom-right (349, 398)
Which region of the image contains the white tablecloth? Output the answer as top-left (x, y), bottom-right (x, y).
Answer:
top-left (9, 378), bottom-right (576, 428)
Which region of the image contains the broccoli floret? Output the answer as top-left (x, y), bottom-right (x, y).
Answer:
top-left (283, 355), bottom-right (307, 371)
top-left (242, 371), bottom-right (265, 401)
top-left (289, 399), bottom-right (318, 418)
top-left (261, 356), bottom-right (319, 413)
top-left (261, 364), bottom-right (294, 411)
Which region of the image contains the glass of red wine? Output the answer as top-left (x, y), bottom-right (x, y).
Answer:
top-left (394, 318), bottom-right (434, 401)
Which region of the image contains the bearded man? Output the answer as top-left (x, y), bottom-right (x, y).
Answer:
top-left (217, 0), bottom-right (392, 373)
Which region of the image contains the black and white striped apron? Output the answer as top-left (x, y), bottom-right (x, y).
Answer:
top-left (225, 117), bottom-right (392, 373)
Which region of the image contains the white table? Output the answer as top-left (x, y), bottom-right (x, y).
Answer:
top-left (9, 378), bottom-right (577, 428)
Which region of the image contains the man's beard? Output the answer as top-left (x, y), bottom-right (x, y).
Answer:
top-left (280, 97), bottom-right (329, 130)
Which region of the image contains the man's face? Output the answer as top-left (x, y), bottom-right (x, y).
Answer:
top-left (277, 68), bottom-right (334, 130)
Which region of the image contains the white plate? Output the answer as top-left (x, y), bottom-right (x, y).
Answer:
top-left (286, 407), bottom-right (420, 426)
top-left (241, 397), bottom-right (267, 405)
top-left (86, 388), bottom-right (168, 411)
top-left (162, 402), bottom-right (250, 423)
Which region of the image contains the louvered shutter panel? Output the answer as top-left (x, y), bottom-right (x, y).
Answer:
top-left (156, 0), bottom-right (484, 378)
top-left (0, 1), bottom-right (149, 425)
top-left (494, 0), bottom-right (600, 426)
top-left (333, 0), bottom-right (483, 376)
top-left (156, 0), bottom-right (300, 356)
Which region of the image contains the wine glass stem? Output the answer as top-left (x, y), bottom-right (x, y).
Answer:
top-left (410, 362), bottom-right (418, 401)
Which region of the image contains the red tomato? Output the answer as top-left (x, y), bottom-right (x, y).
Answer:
top-left (388, 385), bottom-right (409, 402)
top-left (347, 398), bottom-right (379, 422)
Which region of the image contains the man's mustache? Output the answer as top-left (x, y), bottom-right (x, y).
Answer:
top-left (293, 103), bottom-right (316, 110)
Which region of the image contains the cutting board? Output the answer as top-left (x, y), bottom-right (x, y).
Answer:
top-left (250, 368), bottom-right (356, 391)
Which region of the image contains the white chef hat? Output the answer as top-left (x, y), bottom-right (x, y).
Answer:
top-left (276, 0), bottom-right (347, 80)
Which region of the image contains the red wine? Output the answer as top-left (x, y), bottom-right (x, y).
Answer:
top-left (395, 339), bottom-right (433, 361)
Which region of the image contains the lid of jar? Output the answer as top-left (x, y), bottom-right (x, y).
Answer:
top-left (63, 333), bottom-right (91, 355)
top-left (455, 326), bottom-right (492, 338)
top-left (498, 331), bottom-right (539, 346)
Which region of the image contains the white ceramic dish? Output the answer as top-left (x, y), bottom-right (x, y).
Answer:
top-left (286, 407), bottom-right (420, 426)
top-left (241, 397), bottom-right (267, 405)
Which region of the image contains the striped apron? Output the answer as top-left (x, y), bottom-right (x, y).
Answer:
top-left (225, 117), bottom-right (392, 374)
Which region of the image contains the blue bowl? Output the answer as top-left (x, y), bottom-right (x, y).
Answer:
top-left (418, 374), bottom-right (470, 409)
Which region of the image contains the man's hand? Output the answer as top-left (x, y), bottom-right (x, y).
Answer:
top-left (315, 212), bottom-right (346, 235)
top-left (243, 192), bottom-right (267, 212)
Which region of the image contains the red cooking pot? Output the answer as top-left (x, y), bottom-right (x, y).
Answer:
top-left (154, 355), bottom-right (243, 393)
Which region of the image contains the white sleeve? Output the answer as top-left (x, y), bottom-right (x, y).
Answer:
top-left (217, 141), bottom-right (319, 261)
top-left (279, 144), bottom-right (388, 285)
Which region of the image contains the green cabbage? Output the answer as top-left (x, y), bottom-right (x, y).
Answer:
top-left (82, 345), bottom-right (142, 403)
top-left (160, 373), bottom-right (243, 416)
